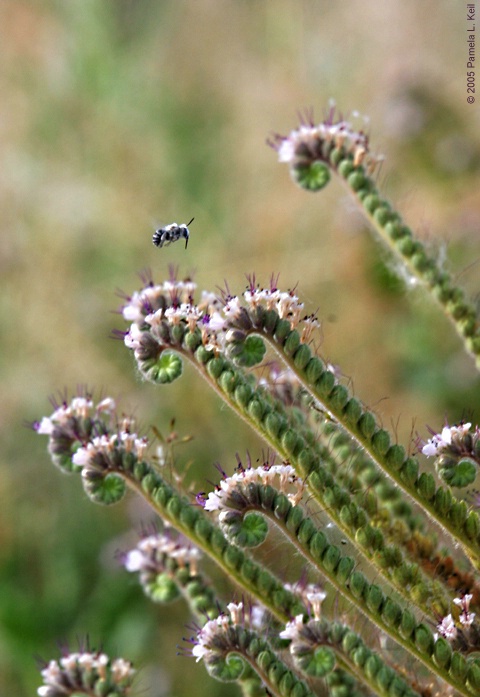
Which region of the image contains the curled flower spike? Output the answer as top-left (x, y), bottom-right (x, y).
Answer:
top-left (203, 461), bottom-right (304, 512)
top-left (123, 529), bottom-right (202, 575)
top-left (37, 650), bottom-right (135, 697)
top-left (199, 457), bottom-right (305, 548)
top-left (35, 393), bottom-right (149, 505)
top-left (421, 422), bottom-right (479, 488)
top-left (191, 602), bottom-right (245, 665)
top-left (120, 271), bottom-right (321, 384)
top-left (269, 106), bottom-right (383, 192)
top-left (122, 529), bottom-right (202, 604)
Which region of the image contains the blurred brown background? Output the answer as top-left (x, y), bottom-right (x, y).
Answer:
top-left (1, 1), bottom-right (480, 695)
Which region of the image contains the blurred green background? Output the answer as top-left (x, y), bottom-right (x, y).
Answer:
top-left (1, 1), bottom-right (480, 695)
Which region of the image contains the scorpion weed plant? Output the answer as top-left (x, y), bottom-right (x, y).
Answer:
top-left (35, 107), bottom-right (480, 697)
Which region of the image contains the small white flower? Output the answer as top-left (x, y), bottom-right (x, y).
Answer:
top-left (36, 417), bottom-right (54, 435)
top-left (279, 614), bottom-right (304, 641)
top-left (124, 549), bottom-right (145, 572)
top-left (436, 614), bottom-right (457, 640)
top-left (72, 445), bottom-right (92, 467)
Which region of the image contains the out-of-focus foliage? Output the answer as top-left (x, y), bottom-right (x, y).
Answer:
top-left (1, 1), bottom-right (479, 696)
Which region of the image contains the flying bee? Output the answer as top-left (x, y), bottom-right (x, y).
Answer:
top-left (152, 218), bottom-right (194, 249)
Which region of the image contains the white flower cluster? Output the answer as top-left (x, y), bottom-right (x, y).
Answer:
top-left (38, 652), bottom-right (134, 696)
top-left (192, 602), bottom-right (244, 662)
top-left (422, 422), bottom-right (472, 457)
top-left (72, 423), bottom-right (148, 468)
top-left (203, 463), bottom-right (304, 513)
top-left (122, 276), bottom-right (319, 356)
top-left (123, 532), bottom-right (202, 576)
top-left (275, 110), bottom-right (382, 172)
top-left (36, 396), bottom-right (116, 436)
top-left (279, 614), bottom-right (305, 641)
top-left (435, 594), bottom-right (476, 641)
top-left (122, 278), bottom-right (197, 324)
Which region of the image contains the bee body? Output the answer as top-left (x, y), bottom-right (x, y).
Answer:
top-left (152, 218), bottom-right (194, 249)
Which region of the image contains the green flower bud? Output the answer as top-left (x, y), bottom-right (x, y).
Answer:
top-left (195, 345), bottom-right (212, 365)
top-left (410, 582), bottom-right (429, 605)
top-left (365, 584), bottom-right (384, 613)
top-left (414, 624), bottom-right (434, 656)
top-left (194, 517), bottom-right (213, 544)
top-left (464, 510), bottom-right (480, 541)
top-left (234, 383), bottom-right (253, 409)
top-left (343, 397), bottom-right (363, 425)
top-left (184, 328), bottom-right (202, 352)
top-left (400, 458), bottom-right (418, 487)
top-left (206, 356), bottom-right (226, 379)
top-left (364, 654), bottom-right (382, 680)
top-left (223, 545), bottom-right (243, 570)
top-left (385, 444), bottom-right (406, 471)
top-left (467, 662), bottom-right (480, 692)
top-left (440, 459), bottom-right (477, 488)
top-left (373, 206), bottom-right (393, 227)
top-left (316, 370), bottom-right (335, 398)
top-left (281, 429), bottom-right (302, 457)
top-left (337, 159), bottom-right (354, 179)
top-left (341, 630), bottom-right (360, 654)
top-left (416, 472), bottom-right (436, 501)
top-left (433, 636), bottom-right (452, 670)
top-left (351, 645), bottom-right (369, 668)
top-left (293, 343), bottom-right (312, 370)
top-left (286, 505), bottom-right (304, 534)
top-left (292, 161), bottom-right (331, 191)
top-left (273, 493), bottom-right (291, 521)
top-left (295, 646), bottom-right (335, 677)
top-left (381, 598), bottom-right (402, 628)
top-left (363, 193), bottom-right (381, 214)
top-left (82, 470), bottom-right (126, 505)
top-left (347, 169), bottom-right (367, 191)
top-left (278, 670), bottom-right (296, 696)
top-left (335, 556), bottom-right (354, 584)
top-left (268, 660), bottom-right (287, 688)
top-left (375, 665), bottom-right (394, 693)
top-left (449, 500), bottom-right (468, 529)
top-left (206, 653), bottom-right (245, 682)
top-left (396, 236), bottom-right (415, 257)
top-left (145, 573), bottom-right (181, 604)
top-left (349, 571), bottom-right (366, 599)
top-left (234, 335), bottom-right (266, 368)
top-left (284, 330), bottom-right (301, 357)
top-left (179, 502), bottom-right (200, 530)
top-left (398, 609), bottom-right (416, 640)
top-left (329, 385), bottom-right (349, 412)
top-left (274, 318), bottom-right (292, 342)
top-left (265, 412), bottom-right (283, 439)
top-left (305, 356), bottom-right (324, 384)
top-left (170, 323), bottom-right (186, 345)
top-left (257, 650), bottom-right (275, 673)
top-left (357, 412), bottom-right (376, 440)
top-left (450, 652), bottom-right (468, 681)
top-left (322, 544), bottom-right (341, 573)
top-left (247, 398), bottom-right (265, 424)
top-left (259, 483), bottom-right (277, 510)
top-left (219, 369), bottom-right (236, 395)
top-left (297, 518), bottom-right (316, 546)
top-left (434, 486), bottom-right (453, 515)
top-left (143, 351), bottom-right (183, 384)
top-left (309, 531), bottom-right (328, 561)
top-left (371, 428), bottom-right (391, 456)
